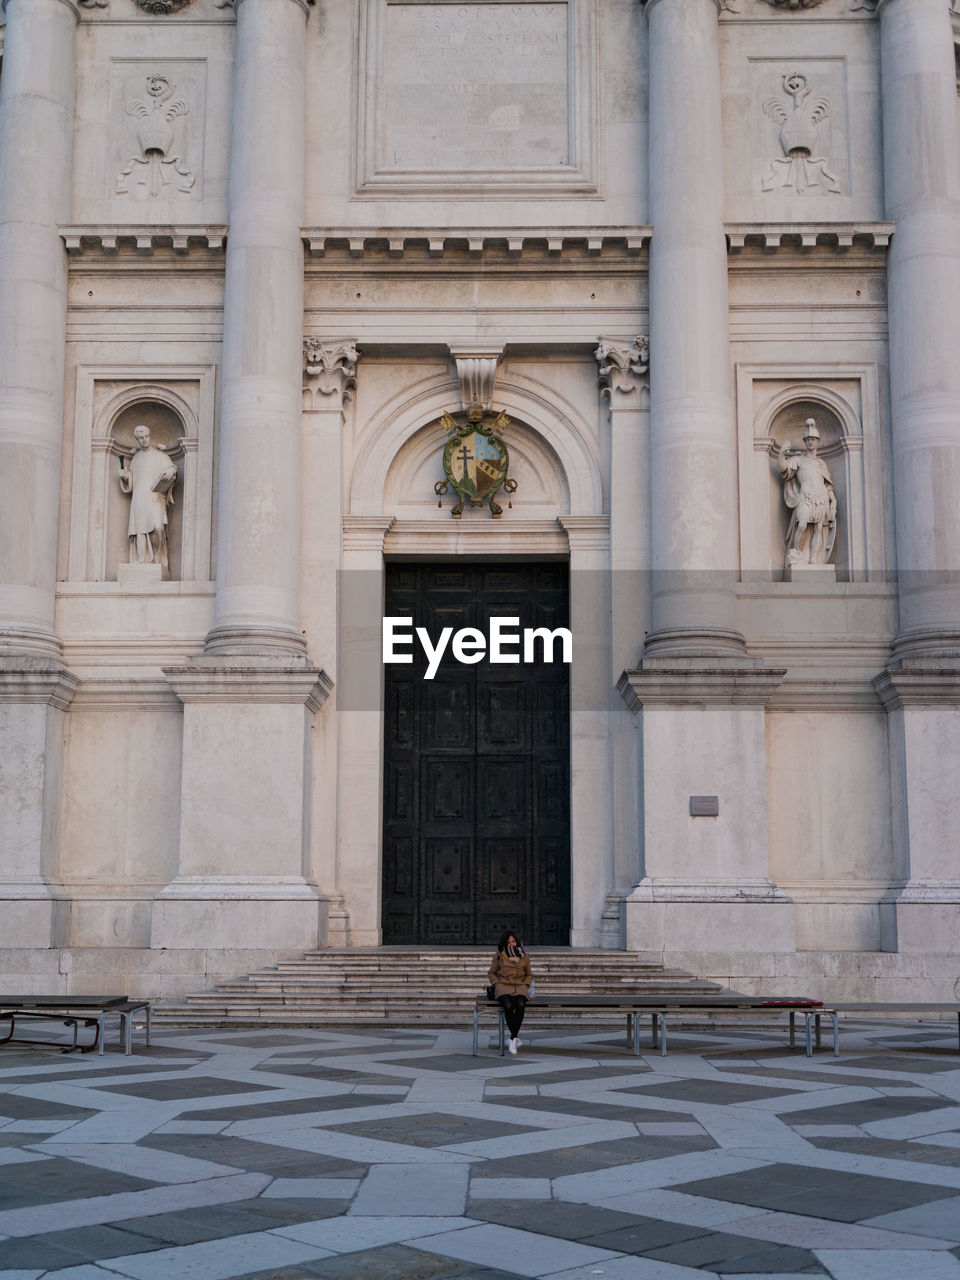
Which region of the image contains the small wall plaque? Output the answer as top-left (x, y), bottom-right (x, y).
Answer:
top-left (689, 795), bottom-right (720, 818)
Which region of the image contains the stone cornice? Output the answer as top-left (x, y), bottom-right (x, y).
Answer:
top-left (727, 223), bottom-right (894, 252)
top-left (303, 228), bottom-right (652, 261)
top-left (619, 660), bottom-right (786, 709)
top-left (872, 662), bottom-right (960, 710)
top-left (164, 658), bottom-right (332, 710)
top-left (63, 227), bottom-right (227, 256)
top-left (0, 659), bottom-right (80, 710)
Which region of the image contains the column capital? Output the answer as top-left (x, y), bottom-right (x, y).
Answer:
top-left (596, 336), bottom-right (649, 399)
top-left (1, 0), bottom-right (81, 18)
top-left (216, 0), bottom-right (311, 14)
top-left (303, 339), bottom-right (359, 406)
top-left (642, 0), bottom-right (724, 14)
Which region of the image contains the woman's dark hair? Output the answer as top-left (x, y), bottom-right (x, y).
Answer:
top-left (498, 929), bottom-right (518, 951)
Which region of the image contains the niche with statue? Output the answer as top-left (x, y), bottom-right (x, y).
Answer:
top-left (766, 399), bottom-right (848, 580)
top-left (107, 402), bottom-right (185, 582)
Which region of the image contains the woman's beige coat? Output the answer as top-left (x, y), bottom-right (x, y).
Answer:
top-left (488, 950), bottom-right (532, 998)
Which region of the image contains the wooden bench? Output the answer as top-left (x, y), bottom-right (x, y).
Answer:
top-left (473, 994), bottom-right (836, 1058)
top-left (0, 997), bottom-right (151, 1055)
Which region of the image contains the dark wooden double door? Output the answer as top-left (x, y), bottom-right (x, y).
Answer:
top-left (382, 563), bottom-right (571, 946)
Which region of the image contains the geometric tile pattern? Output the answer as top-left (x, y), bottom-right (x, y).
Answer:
top-left (2, 1018), bottom-right (960, 1278)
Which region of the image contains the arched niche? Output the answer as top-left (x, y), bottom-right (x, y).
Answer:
top-left (745, 381), bottom-right (870, 582)
top-left (108, 401), bottom-right (187, 581)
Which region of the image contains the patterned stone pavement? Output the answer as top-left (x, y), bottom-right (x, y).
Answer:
top-left (3, 1019), bottom-right (960, 1279)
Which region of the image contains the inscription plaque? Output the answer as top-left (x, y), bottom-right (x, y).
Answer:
top-left (359, 0), bottom-right (595, 193)
top-left (385, 3), bottom-right (569, 171)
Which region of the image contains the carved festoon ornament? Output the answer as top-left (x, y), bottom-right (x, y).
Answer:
top-left (133, 0), bottom-right (193, 11)
top-left (762, 72), bottom-right (839, 195)
top-left (303, 339), bottom-right (359, 404)
top-left (761, 0), bottom-right (824, 8)
top-left (595, 336), bottom-right (650, 398)
top-left (117, 76), bottom-right (195, 197)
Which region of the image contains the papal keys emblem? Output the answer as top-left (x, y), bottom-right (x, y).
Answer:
top-left (434, 400), bottom-right (518, 519)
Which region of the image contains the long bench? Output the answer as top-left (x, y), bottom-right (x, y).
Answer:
top-left (473, 994), bottom-right (836, 1058)
top-left (0, 997), bottom-right (151, 1055)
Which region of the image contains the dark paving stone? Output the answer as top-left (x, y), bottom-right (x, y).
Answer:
top-left (708, 1064), bottom-right (911, 1089)
top-left (111, 1199), bottom-right (345, 1247)
top-left (491, 1065), bottom-right (653, 1085)
top-left (188, 1093), bottom-right (396, 1122)
top-left (207, 1035), bottom-right (333, 1048)
top-left (622, 1078), bottom-right (804, 1104)
top-left (646, 1231), bottom-right (824, 1273)
top-left (303, 1242), bottom-right (499, 1279)
top-left (3, 1223), bottom-right (162, 1265)
top-left (0, 1062), bottom-right (205, 1086)
top-left (0, 1093), bottom-right (96, 1119)
top-left (0, 1158), bottom-right (160, 1209)
top-left (674, 1161), bottom-right (956, 1222)
top-left (468, 1199), bottom-right (690, 1245)
top-left (810, 1136), bottom-right (960, 1168)
top-left (484, 1095), bottom-right (701, 1124)
top-left (141, 1133), bottom-right (368, 1178)
top-left (252, 1064), bottom-right (403, 1085)
top-left (378, 1055), bottom-right (516, 1073)
top-left (0, 1236), bottom-right (93, 1270)
top-left (789, 1095), bottom-right (948, 1127)
top-left (239, 1197), bottom-right (352, 1225)
top-left (840, 1054), bottom-right (960, 1075)
top-left (103, 1074), bottom-right (276, 1100)
top-left (331, 1112), bottom-right (536, 1147)
top-left (582, 1220), bottom-right (713, 1253)
top-left (475, 1135), bottom-right (713, 1179)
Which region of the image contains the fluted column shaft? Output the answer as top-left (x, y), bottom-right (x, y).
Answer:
top-left (206, 0), bottom-right (309, 655)
top-left (879, 0), bottom-right (960, 658)
top-left (0, 0), bottom-right (78, 655)
top-left (645, 0), bottom-right (742, 655)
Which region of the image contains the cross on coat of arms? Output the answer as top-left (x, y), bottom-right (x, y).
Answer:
top-left (434, 400), bottom-right (518, 518)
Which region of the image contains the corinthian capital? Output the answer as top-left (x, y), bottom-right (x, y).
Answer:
top-left (303, 338), bottom-right (359, 406)
top-left (596, 336), bottom-right (650, 398)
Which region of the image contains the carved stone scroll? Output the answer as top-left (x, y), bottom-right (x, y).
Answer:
top-left (303, 339), bottom-right (359, 406)
top-left (595, 336), bottom-right (650, 398)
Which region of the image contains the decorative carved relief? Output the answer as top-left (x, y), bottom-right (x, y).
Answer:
top-left (760, 0), bottom-right (824, 8)
top-left (434, 402), bottom-right (517, 520)
top-left (595, 337), bottom-right (649, 398)
top-left (762, 73), bottom-right (840, 195)
top-left (452, 352), bottom-right (502, 413)
top-left (133, 0), bottom-right (193, 12)
top-left (116, 76), bottom-right (195, 198)
top-left (303, 339), bottom-right (359, 406)
top-left (78, 0), bottom-right (109, 8)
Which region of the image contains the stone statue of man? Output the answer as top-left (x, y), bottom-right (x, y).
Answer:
top-left (778, 418), bottom-right (837, 568)
top-left (118, 424), bottom-right (178, 569)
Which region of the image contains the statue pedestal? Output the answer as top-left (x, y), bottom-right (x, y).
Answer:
top-left (118, 563), bottom-right (164, 591)
top-left (785, 563), bottom-right (836, 584)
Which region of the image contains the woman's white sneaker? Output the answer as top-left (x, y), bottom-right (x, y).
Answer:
top-left (508, 1037), bottom-right (518, 1055)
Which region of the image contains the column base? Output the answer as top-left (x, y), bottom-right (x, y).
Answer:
top-left (203, 624), bottom-right (309, 659)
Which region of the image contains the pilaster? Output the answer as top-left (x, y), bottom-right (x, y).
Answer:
top-left (154, 659), bottom-right (332, 952)
top-left (0, 658), bottom-right (80, 947)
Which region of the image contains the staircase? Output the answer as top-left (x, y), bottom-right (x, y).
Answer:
top-left (152, 948), bottom-right (723, 1029)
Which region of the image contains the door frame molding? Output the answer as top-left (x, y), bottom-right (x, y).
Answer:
top-left (337, 515), bottom-right (614, 948)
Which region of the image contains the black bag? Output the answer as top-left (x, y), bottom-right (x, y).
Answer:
top-left (485, 984), bottom-right (496, 1000)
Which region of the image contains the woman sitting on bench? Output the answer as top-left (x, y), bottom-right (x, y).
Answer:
top-left (488, 930), bottom-right (533, 1055)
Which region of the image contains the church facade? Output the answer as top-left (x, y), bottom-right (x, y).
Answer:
top-left (1, 0), bottom-right (959, 1001)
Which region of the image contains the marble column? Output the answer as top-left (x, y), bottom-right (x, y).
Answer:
top-left (205, 0), bottom-right (310, 656)
top-left (0, 0), bottom-right (79, 948)
top-left (878, 0), bottom-right (960, 658)
top-left (644, 0), bottom-right (743, 657)
top-left (874, 0), bottom-right (960, 952)
top-left (0, 0), bottom-right (77, 655)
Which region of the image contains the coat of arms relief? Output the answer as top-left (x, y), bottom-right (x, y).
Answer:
top-left (434, 400), bottom-right (518, 519)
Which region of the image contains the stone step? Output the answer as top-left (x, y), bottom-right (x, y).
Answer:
top-left (153, 947), bottom-right (721, 1028)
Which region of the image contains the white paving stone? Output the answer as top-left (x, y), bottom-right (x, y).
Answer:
top-left (411, 1222), bottom-right (621, 1278)
top-left (275, 1214), bottom-right (476, 1252)
top-left (262, 1177), bottom-right (361, 1199)
top-left (586, 1188), bottom-right (773, 1227)
top-left (470, 1177), bottom-right (554, 1200)
top-left (32, 1141), bottom-right (241, 1183)
top-left (863, 1197), bottom-right (960, 1242)
top-left (351, 1162), bottom-right (469, 1216)
top-left (814, 1249), bottom-right (960, 1280)
top-left (81, 1230), bottom-right (334, 1279)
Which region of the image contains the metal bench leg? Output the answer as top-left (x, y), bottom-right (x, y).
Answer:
top-left (789, 1011), bottom-right (796, 1049)
top-left (815, 1013), bottom-right (823, 1051)
top-left (472, 1005), bottom-right (479, 1057)
top-left (830, 1011), bottom-right (839, 1058)
top-left (97, 1013), bottom-right (107, 1056)
top-left (145, 1004), bottom-right (151, 1048)
top-left (659, 1013), bottom-right (668, 1057)
top-left (804, 1013), bottom-right (813, 1057)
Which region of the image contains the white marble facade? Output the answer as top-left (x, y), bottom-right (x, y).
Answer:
top-left (0, 0), bottom-right (958, 1001)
